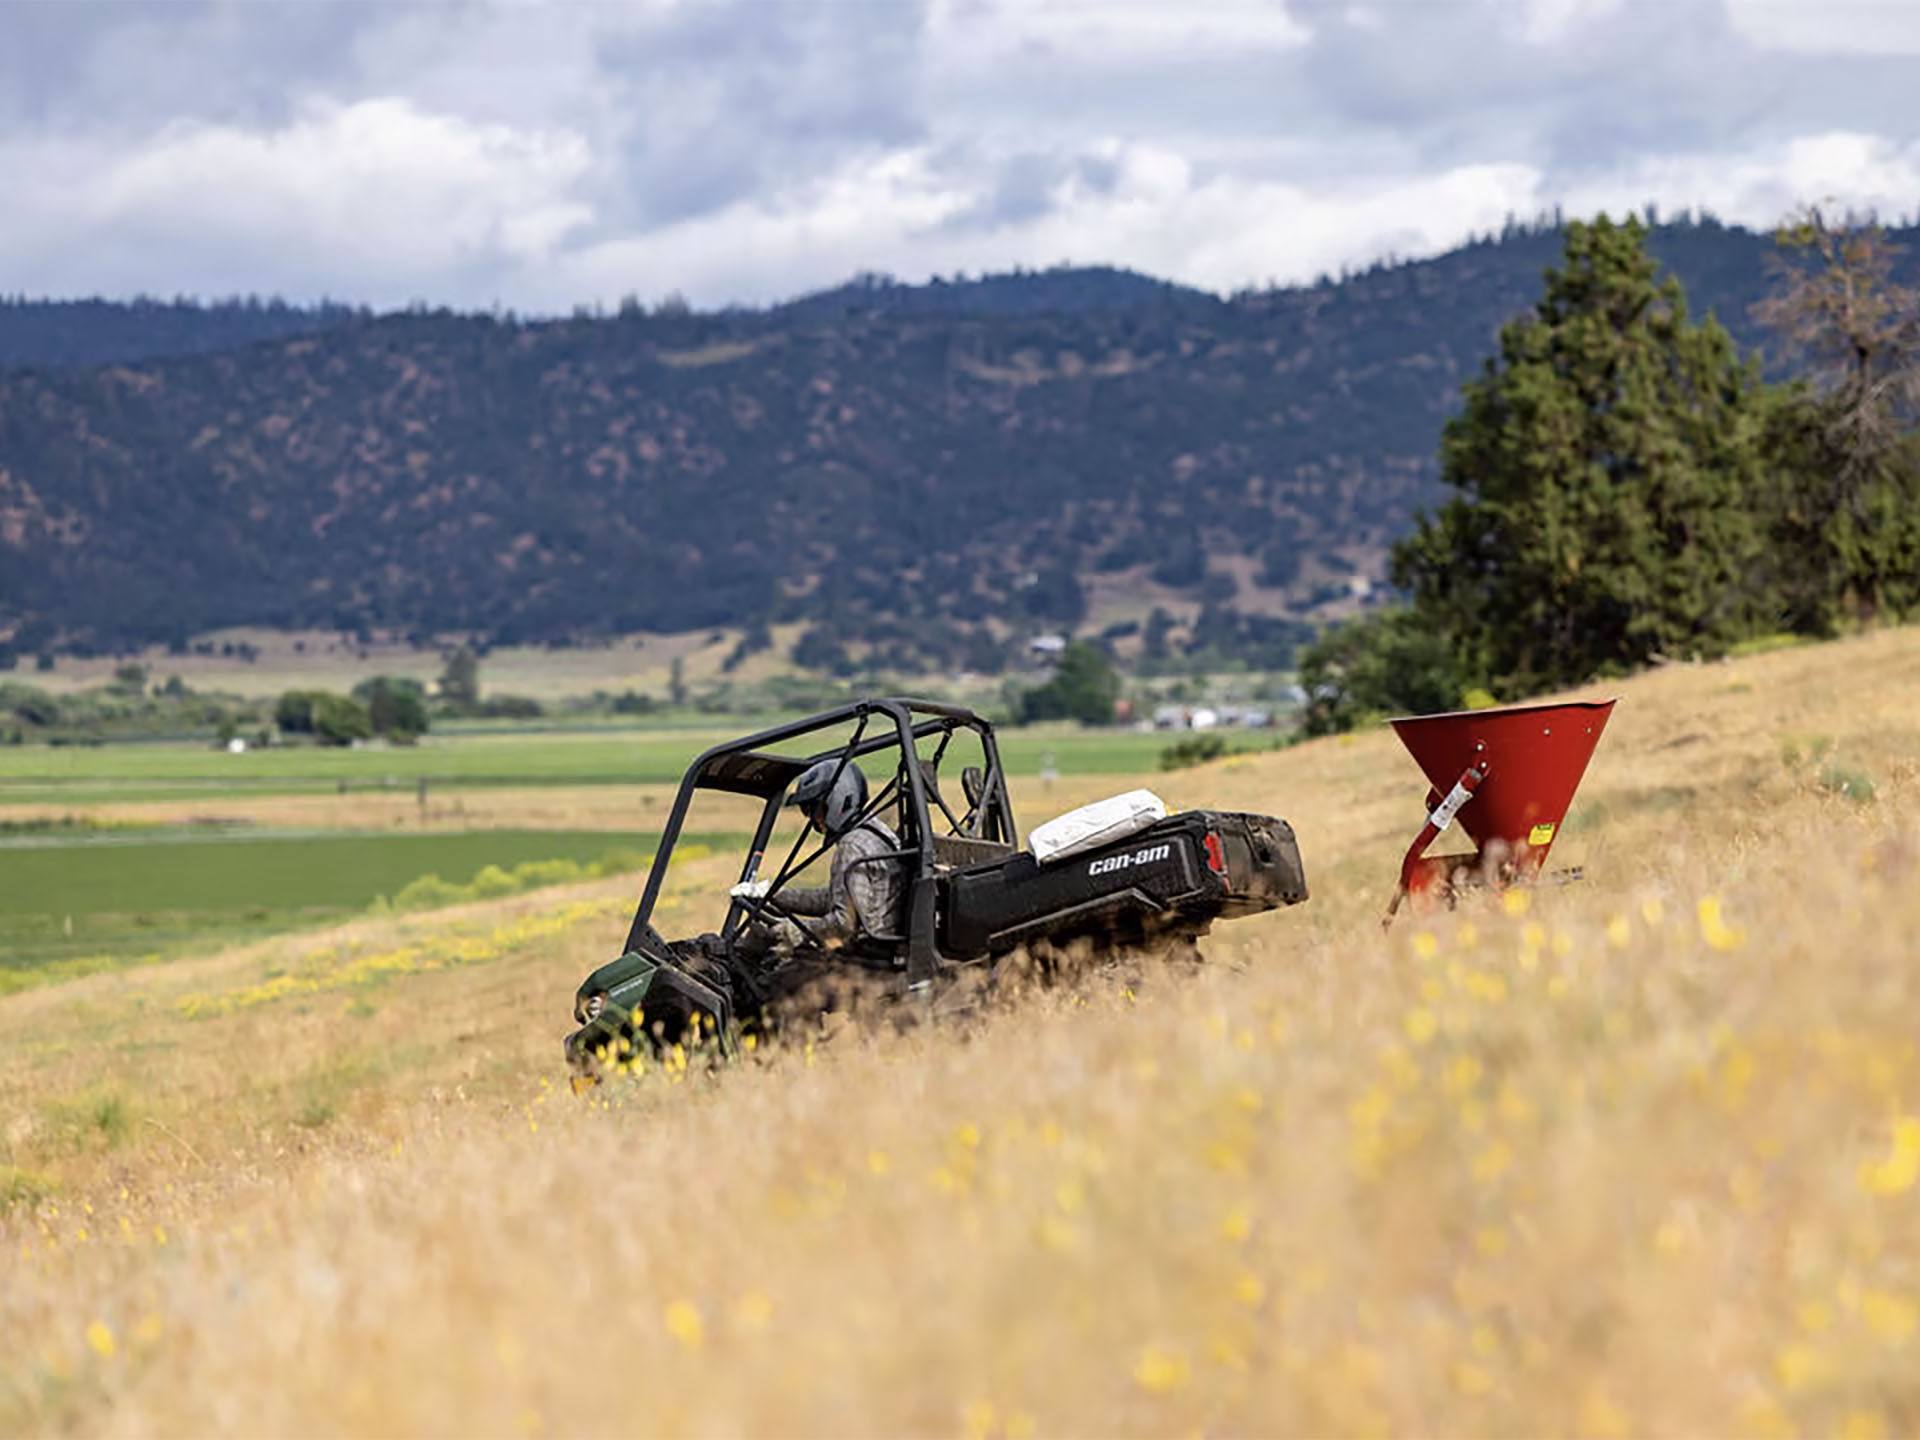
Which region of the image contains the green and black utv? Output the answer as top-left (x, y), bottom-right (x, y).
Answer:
top-left (565, 698), bottom-right (1306, 1081)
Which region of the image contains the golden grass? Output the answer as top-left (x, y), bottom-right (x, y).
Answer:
top-left (6, 630), bottom-right (1920, 1436)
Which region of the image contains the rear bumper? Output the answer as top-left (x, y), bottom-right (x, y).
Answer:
top-left (1212, 813), bottom-right (1309, 914)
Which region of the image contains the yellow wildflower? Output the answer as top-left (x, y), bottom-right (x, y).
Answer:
top-left (1132, 1347), bottom-right (1191, 1394)
top-left (1472, 1140), bottom-right (1514, 1184)
top-left (1445, 1055), bottom-right (1483, 1095)
top-left (1580, 1386), bottom-right (1629, 1438)
top-left (1741, 1396), bottom-right (1795, 1440)
top-left (1861, 1290), bottom-right (1916, 1343)
top-left (663, 1300), bottom-right (704, 1350)
top-left (1404, 1007), bottom-right (1439, 1045)
top-left (85, 1320), bottom-right (115, 1360)
top-left (1697, 894), bottom-right (1745, 950)
top-left (1773, 1342), bottom-right (1828, 1392)
top-left (1605, 914), bottom-right (1632, 948)
top-left (1860, 1117), bottom-right (1920, 1195)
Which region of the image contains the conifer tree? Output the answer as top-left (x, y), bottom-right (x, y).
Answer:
top-left (1394, 216), bottom-right (1776, 694)
top-left (1755, 208), bottom-right (1920, 627)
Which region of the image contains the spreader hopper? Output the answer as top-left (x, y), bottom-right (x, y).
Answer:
top-left (1384, 698), bottom-right (1616, 923)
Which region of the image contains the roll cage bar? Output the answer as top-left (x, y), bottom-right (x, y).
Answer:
top-left (621, 699), bottom-right (1017, 985)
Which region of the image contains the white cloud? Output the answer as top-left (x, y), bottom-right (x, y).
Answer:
top-left (543, 140), bottom-right (1544, 306)
top-left (1562, 131), bottom-right (1920, 230)
top-left (0, 0), bottom-right (1916, 310)
top-left (1725, 0), bottom-right (1920, 54)
top-left (1519, 0), bottom-right (1626, 44)
top-left (0, 99), bottom-right (592, 304)
top-left (545, 125), bottom-right (1920, 310)
top-left (926, 0), bottom-right (1311, 62)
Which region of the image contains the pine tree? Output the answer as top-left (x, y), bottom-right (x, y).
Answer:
top-left (437, 646), bottom-right (480, 708)
top-left (1394, 216), bottom-right (1777, 695)
top-left (1755, 208), bottom-right (1920, 627)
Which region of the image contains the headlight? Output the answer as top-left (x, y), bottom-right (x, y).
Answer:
top-left (579, 991), bottom-right (606, 1024)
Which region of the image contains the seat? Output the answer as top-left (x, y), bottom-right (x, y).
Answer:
top-left (932, 833), bottom-right (1016, 870)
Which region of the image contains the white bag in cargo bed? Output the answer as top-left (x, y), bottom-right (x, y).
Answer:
top-left (1028, 789), bottom-right (1168, 865)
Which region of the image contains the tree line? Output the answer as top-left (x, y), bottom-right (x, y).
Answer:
top-left (1301, 210), bottom-right (1920, 734)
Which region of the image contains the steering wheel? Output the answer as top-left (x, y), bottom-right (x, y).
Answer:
top-left (730, 886), bottom-right (825, 948)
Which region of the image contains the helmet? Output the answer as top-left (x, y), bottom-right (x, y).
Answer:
top-left (786, 759), bottom-right (867, 839)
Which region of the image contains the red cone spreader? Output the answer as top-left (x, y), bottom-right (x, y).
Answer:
top-left (1384, 698), bottom-right (1616, 924)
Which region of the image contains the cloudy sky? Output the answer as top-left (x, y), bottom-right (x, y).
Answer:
top-left (2, 0), bottom-right (1917, 311)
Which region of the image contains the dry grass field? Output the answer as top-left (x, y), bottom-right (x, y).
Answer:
top-left (5, 629), bottom-right (1920, 1437)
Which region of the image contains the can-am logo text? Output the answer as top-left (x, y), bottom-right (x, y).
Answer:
top-left (1087, 843), bottom-right (1173, 877)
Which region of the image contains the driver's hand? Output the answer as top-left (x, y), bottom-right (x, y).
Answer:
top-left (730, 878), bottom-right (772, 901)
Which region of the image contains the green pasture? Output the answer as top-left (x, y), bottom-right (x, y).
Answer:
top-left (0, 724), bottom-right (1183, 808)
top-left (0, 827), bottom-right (709, 974)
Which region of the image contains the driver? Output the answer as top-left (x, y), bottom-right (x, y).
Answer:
top-left (729, 759), bottom-right (904, 954)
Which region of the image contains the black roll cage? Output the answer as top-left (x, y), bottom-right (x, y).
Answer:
top-left (621, 698), bottom-right (1017, 984)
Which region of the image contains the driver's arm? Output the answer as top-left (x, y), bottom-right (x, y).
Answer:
top-left (779, 841), bottom-right (865, 945)
top-left (776, 877), bottom-right (834, 917)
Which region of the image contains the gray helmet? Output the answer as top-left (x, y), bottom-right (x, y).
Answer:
top-left (786, 759), bottom-right (867, 838)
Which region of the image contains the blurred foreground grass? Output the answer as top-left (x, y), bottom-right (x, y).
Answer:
top-left (5, 630), bottom-right (1920, 1436)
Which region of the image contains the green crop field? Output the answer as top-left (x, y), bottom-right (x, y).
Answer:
top-left (0, 826), bottom-right (720, 975)
top-left (0, 723), bottom-right (1192, 808)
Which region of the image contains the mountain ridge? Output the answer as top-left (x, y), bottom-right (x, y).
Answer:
top-left (4, 216), bottom-right (1912, 668)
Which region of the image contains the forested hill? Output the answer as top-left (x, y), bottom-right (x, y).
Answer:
top-left (3, 217), bottom-right (1911, 666)
top-left (0, 297), bottom-right (366, 371)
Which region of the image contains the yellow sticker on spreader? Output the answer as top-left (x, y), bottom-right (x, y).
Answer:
top-left (1529, 822), bottom-right (1557, 846)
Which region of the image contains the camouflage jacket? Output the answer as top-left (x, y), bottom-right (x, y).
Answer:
top-left (778, 820), bottom-right (904, 948)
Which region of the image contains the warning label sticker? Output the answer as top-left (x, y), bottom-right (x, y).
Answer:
top-left (1528, 822), bottom-right (1557, 846)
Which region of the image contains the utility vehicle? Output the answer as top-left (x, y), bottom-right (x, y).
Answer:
top-left (564, 698), bottom-right (1307, 1078)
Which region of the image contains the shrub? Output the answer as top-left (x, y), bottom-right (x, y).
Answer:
top-left (471, 864), bottom-right (519, 899)
top-left (510, 859), bottom-right (586, 890)
top-left (392, 874), bottom-right (469, 911)
top-left (312, 694), bottom-right (373, 747)
top-left (1160, 734), bottom-right (1230, 771)
top-left (1818, 763), bottom-right (1877, 804)
top-left (354, 677), bottom-right (430, 738)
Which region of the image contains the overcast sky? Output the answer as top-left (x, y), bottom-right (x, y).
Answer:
top-left (2, 0), bottom-right (1917, 312)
